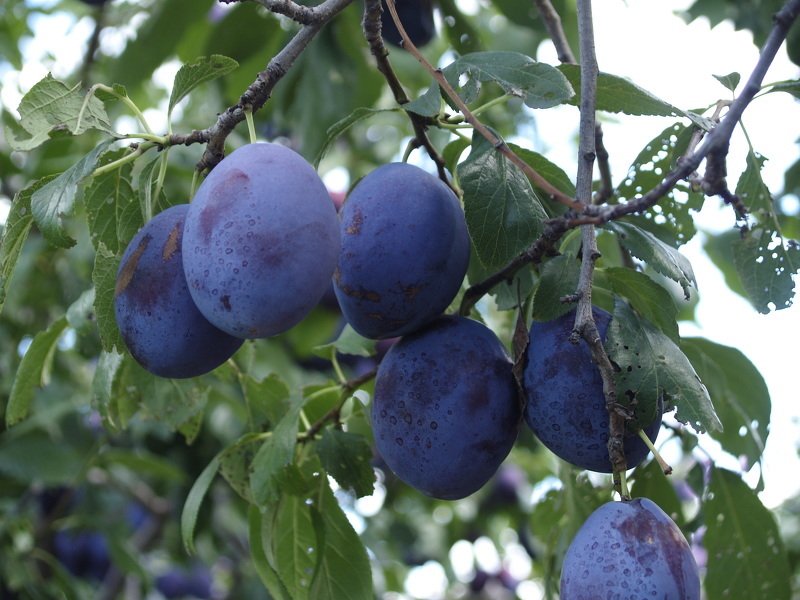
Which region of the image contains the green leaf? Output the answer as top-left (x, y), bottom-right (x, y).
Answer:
top-left (443, 52), bottom-right (574, 109)
top-left (168, 55), bottom-right (239, 116)
top-left (91, 350), bottom-right (125, 431)
top-left (6, 74), bottom-right (117, 151)
top-left (6, 316), bottom-right (68, 427)
top-left (251, 396), bottom-right (304, 505)
top-left (731, 227), bottom-right (800, 312)
top-left (308, 481), bottom-right (373, 600)
top-left (316, 428), bottom-right (375, 498)
top-left (731, 150), bottom-right (800, 312)
top-left (96, 448), bottom-right (188, 483)
top-left (31, 139), bottom-right (115, 249)
top-left (457, 131), bottom-right (547, 268)
top-left (0, 431), bottom-right (84, 484)
top-left (84, 148), bottom-right (142, 254)
top-left (139, 376), bottom-right (210, 432)
top-left (704, 467), bottom-right (791, 600)
top-left (615, 123), bottom-right (703, 246)
top-left (713, 71), bottom-right (741, 92)
top-left (274, 495), bottom-right (319, 600)
top-left (603, 267), bottom-right (679, 342)
top-left (508, 143), bottom-right (577, 199)
top-left (558, 65), bottom-right (684, 117)
top-left (404, 80), bottom-right (442, 117)
top-left (603, 220), bottom-right (696, 298)
top-left (763, 78), bottom-right (800, 99)
top-left (681, 338), bottom-right (770, 470)
top-left (248, 504), bottom-right (294, 600)
top-left (315, 107), bottom-right (397, 167)
top-left (181, 453), bottom-right (221, 554)
top-left (0, 176), bottom-right (52, 314)
top-left (531, 253), bottom-right (581, 321)
top-left (629, 458), bottom-right (684, 525)
top-left (92, 242), bottom-right (124, 353)
top-left (217, 433), bottom-right (264, 503)
top-left (605, 299), bottom-right (721, 433)
top-left (313, 324), bottom-right (374, 360)
top-left (241, 372), bottom-right (293, 431)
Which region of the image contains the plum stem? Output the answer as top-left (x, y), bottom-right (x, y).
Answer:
top-left (638, 429), bottom-right (674, 475)
top-left (245, 108), bottom-right (258, 145)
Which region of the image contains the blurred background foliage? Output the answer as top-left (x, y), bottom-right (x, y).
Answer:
top-left (1, 0), bottom-right (800, 598)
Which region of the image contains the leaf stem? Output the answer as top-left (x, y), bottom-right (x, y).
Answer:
top-left (89, 84), bottom-right (155, 136)
top-left (245, 109), bottom-right (258, 144)
top-left (90, 142), bottom-right (158, 178)
top-left (638, 429), bottom-right (673, 475)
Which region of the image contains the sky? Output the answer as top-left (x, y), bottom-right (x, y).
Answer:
top-left (1, 0), bottom-right (799, 512)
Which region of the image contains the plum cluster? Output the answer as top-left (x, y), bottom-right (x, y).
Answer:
top-left (115, 143), bottom-right (340, 378)
top-left (561, 498), bottom-right (700, 599)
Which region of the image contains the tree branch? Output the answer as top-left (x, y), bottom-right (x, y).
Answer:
top-left (362, 0), bottom-right (452, 190)
top-left (576, 0), bottom-right (800, 227)
top-left (384, 0), bottom-right (584, 211)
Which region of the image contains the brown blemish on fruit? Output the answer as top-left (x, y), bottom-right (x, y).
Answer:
top-left (345, 210), bottom-right (363, 235)
top-left (221, 295), bottom-right (232, 311)
top-left (115, 234), bottom-right (151, 297)
top-left (162, 221), bottom-right (181, 261)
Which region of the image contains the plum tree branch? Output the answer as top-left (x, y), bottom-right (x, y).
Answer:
top-left (574, 0), bottom-right (800, 227)
top-left (361, 0), bottom-right (453, 189)
top-left (383, 0), bottom-right (584, 211)
top-left (569, 0), bottom-right (629, 494)
top-left (168, 0), bottom-right (356, 173)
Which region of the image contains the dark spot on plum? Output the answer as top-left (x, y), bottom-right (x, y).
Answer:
top-left (221, 295), bottom-right (232, 311)
top-left (115, 234), bottom-right (151, 297)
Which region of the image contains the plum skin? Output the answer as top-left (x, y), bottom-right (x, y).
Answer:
top-left (182, 143), bottom-right (341, 339)
top-left (334, 162), bottom-right (470, 340)
top-left (114, 205), bottom-right (243, 379)
top-left (522, 306), bottom-right (662, 472)
top-left (561, 498), bottom-right (700, 599)
top-left (381, 0), bottom-right (436, 48)
top-left (371, 315), bottom-right (521, 500)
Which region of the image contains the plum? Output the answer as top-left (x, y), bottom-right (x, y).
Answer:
top-left (522, 306), bottom-right (662, 472)
top-left (381, 0), bottom-right (436, 48)
top-left (334, 162), bottom-right (470, 339)
top-left (114, 205), bottom-right (243, 379)
top-left (372, 315), bottom-right (521, 500)
top-left (182, 143), bottom-right (341, 339)
top-left (561, 498), bottom-right (700, 599)
top-left (53, 529), bottom-right (111, 581)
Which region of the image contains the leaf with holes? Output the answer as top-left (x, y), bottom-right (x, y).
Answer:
top-left (604, 220), bottom-right (696, 299)
top-left (615, 123), bottom-right (704, 246)
top-left (605, 298), bottom-right (720, 433)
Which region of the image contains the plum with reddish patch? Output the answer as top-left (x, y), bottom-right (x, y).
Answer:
top-left (182, 143), bottom-right (340, 338)
top-left (372, 315), bottom-right (520, 500)
top-left (561, 498), bottom-right (700, 599)
top-left (334, 162), bottom-right (470, 339)
top-left (522, 306), bottom-right (662, 472)
top-left (114, 205), bottom-right (243, 379)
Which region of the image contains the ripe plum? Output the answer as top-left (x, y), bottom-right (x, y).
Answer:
top-left (334, 162), bottom-right (470, 339)
top-left (380, 0), bottom-right (436, 48)
top-left (372, 315), bottom-right (520, 500)
top-left (561, 498), bottom-right (700, 599)
top-left (522, 306), bottom-right (662, 472)
top-left (114, 205), bottom-right (243, 378)
top-left (182, 143), bottom-right (341, 338)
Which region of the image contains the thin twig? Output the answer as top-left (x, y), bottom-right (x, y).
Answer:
top-left (575, 0), bottom-right (800, 227)
top-left (384, 0), bottom-right (584, 211)
top-left (362, 0), bottom-right (452, 190)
